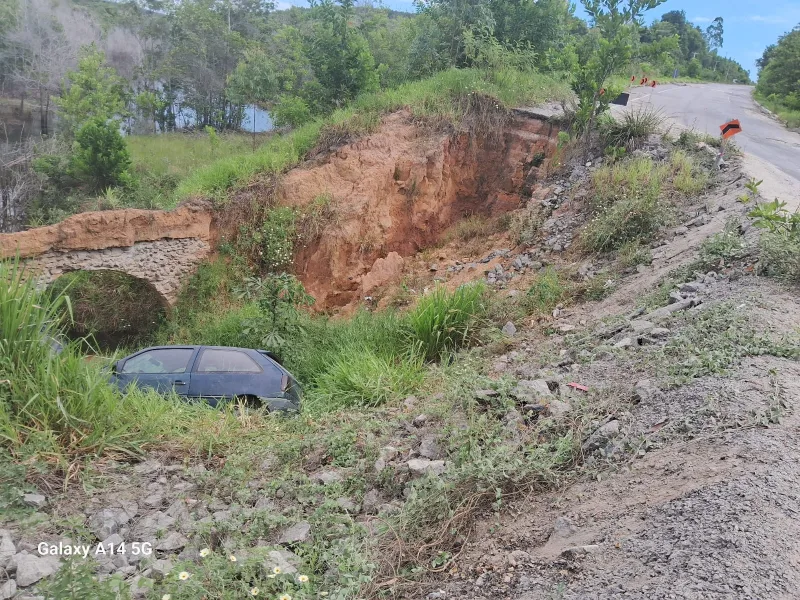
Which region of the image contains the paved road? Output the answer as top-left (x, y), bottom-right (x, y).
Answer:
top-left (619, 83), bottom-right (800, 197)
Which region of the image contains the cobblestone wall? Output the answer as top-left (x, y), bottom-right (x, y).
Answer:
top-left (28, 238), bottom-right (211, 307)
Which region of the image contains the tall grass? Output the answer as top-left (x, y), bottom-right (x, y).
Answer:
top-left (128, 132), bottom-right (259, 180)
top-left (0, 260), bottom-right (139, 460)
top-left (405, 283), bottom-right (487, 362)
top-left (0, 260), bottom-right (316, 467)
top-left (581, 156), bottom-right (672, 252)
top-left (161, 279), bottom-right (488, 411)
top-left (599, 105), bottom-right (665, 150)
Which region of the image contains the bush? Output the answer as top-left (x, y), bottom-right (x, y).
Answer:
top-left (72, 118), bottom-right (132, 191)
top-left (759, 232), bottom-right (800, 282)
top-left (271, 95), bottom-right (314, 129)
top-left (405, 283), bottom-right (486, 362)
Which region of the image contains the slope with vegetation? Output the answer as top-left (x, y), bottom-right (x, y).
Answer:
top-left (755, 25), bottom-right (800, 129)
top-left (5, 0), bottom-right (798, 598)
top-left (0, 0), bottom-right (751, 229)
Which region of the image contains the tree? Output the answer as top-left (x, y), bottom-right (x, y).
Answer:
top-left (157, 0), bottom-right (248, 130)
top-left (303, 0), bottom-right (379, 111)
top-left (227, 46), bottom-right (278, 147)
top-left (56, 44), bottom-right (129, 136)
top-left (410, 0), bottom-right (496, 70)
top-left (705, 17), bottom-right (723, 51)
top-left (71, 118), bottom-right (132, 191)
top-left (6, 0), bottom-right (76, 135)
top-left (756, 26), bottom-right (800, 109)
top-left (572, 0), bottom-right (666, 132)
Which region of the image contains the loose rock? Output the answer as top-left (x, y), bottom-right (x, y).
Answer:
top-left (11, 552), bottom-right (61, 587)
top-left (407, 458), bottom-right (447, 477)
top-left (279, 521), bottom-right (312, 544)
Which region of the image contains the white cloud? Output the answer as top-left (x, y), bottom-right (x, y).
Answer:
top-left (746, 14), bottom-right (794, 24)
top-left (692, 16), bottom-right (713, 23)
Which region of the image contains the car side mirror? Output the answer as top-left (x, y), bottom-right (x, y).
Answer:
top-left (111, 360), bottom-right (121, 374)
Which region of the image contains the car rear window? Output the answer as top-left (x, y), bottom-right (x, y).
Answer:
top-left (197, 349), bottom-right (262, 373)
top-left (122, 348), bottom-right (194, 374)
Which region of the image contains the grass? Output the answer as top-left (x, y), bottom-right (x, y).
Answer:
top-left (405, 282), bottom-right (487, 362)
top-left (580, 156), bottom-right (672, 252)
top-left (580, 149), bottom-right (711, 253)
top-left (759, 231), bottom-right (800, 283)
top-left (0, 260), bottom-right (176, 464)
top-left (659, 302), bottom-right (799, 383)
top-left (127, 132), bottom-right (260, 181)
top-left (599, 105), bottom-right (665, 150)
top-left (525, 267), bottom-right (567, 313)
top-left (670, 149), bottom-right (710, 195)
top-left (754, 92), bottom-right (800, 129)
top-left (695, 219), bottom-right (749, 271)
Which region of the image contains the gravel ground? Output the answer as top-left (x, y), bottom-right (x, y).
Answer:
top-left (423, 274), bottom-right (800, 600)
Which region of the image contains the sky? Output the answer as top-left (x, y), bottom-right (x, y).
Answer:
top-left (274, 0), bottom-right (800, 78)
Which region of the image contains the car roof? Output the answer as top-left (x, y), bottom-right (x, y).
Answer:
top-left (129, 346), bottom-right (288, 370)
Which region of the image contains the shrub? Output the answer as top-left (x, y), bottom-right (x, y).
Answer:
top-left (72, 118), bottom-right (132, 191)
top-left (271, 95), bottom-right (314, 129)
top-left (405, 283), bottom-right (486, 362)
top-left (237, 206), bottom-right (297, 272)
top-left (759, 232), bottom-right (800, 282)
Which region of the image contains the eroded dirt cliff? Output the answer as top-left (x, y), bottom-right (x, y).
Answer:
top-left (277, 108), bottom-right (561, 310)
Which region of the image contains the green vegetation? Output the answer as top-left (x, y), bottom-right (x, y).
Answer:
top-left (525, 267), bottom-right (568, 313)
top-left (737, 177), bottom-right (800, 282)
top-left (0, 260), bottom-right (170, 462)
top-left (599, 104), bottom-right (665, 149)
top-left (580, 149), bottom-right (710, 252)
top-left (405, 283), bottom-right (487, 362)
top-left (661, 302), bottom-right (798, 383)
top-left (755, 25), bottom-right (800, 129)
top-left (49, 270), bottom-right (166, 350)
top-left (1, 0), bottom-right (752, 225)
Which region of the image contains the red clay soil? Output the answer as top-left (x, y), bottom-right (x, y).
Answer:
top-left (279, 110), bottom-right (560, 310)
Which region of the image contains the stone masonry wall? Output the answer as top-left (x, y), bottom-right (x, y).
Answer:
top-left (29, 238), bottom-right (211, 307)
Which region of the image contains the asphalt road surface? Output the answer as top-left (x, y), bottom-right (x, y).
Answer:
top-left (619, 83), bottom-right (800, 200)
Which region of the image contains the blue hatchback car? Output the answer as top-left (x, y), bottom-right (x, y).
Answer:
top-left (111, 345), bottom-right (301, 411)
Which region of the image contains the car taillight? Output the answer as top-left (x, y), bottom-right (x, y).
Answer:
top-left (281, 373), bottom-right (289, 392)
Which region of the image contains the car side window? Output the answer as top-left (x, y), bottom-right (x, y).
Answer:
top-left (121, 349), bottom-right (194, 374)
top-left (196, 349), bottom-right (262, 373)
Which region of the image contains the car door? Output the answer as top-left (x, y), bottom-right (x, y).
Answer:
top-left (188, 348), bottom-right (273, 405)
top-left (115, 347), bottom-right (198, 396)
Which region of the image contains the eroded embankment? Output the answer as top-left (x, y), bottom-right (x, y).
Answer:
top-left (272, 108), bottom-right (561, 310)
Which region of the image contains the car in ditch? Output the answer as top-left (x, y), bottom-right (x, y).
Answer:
top-left (111, 345), bottom-right (301, 411)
